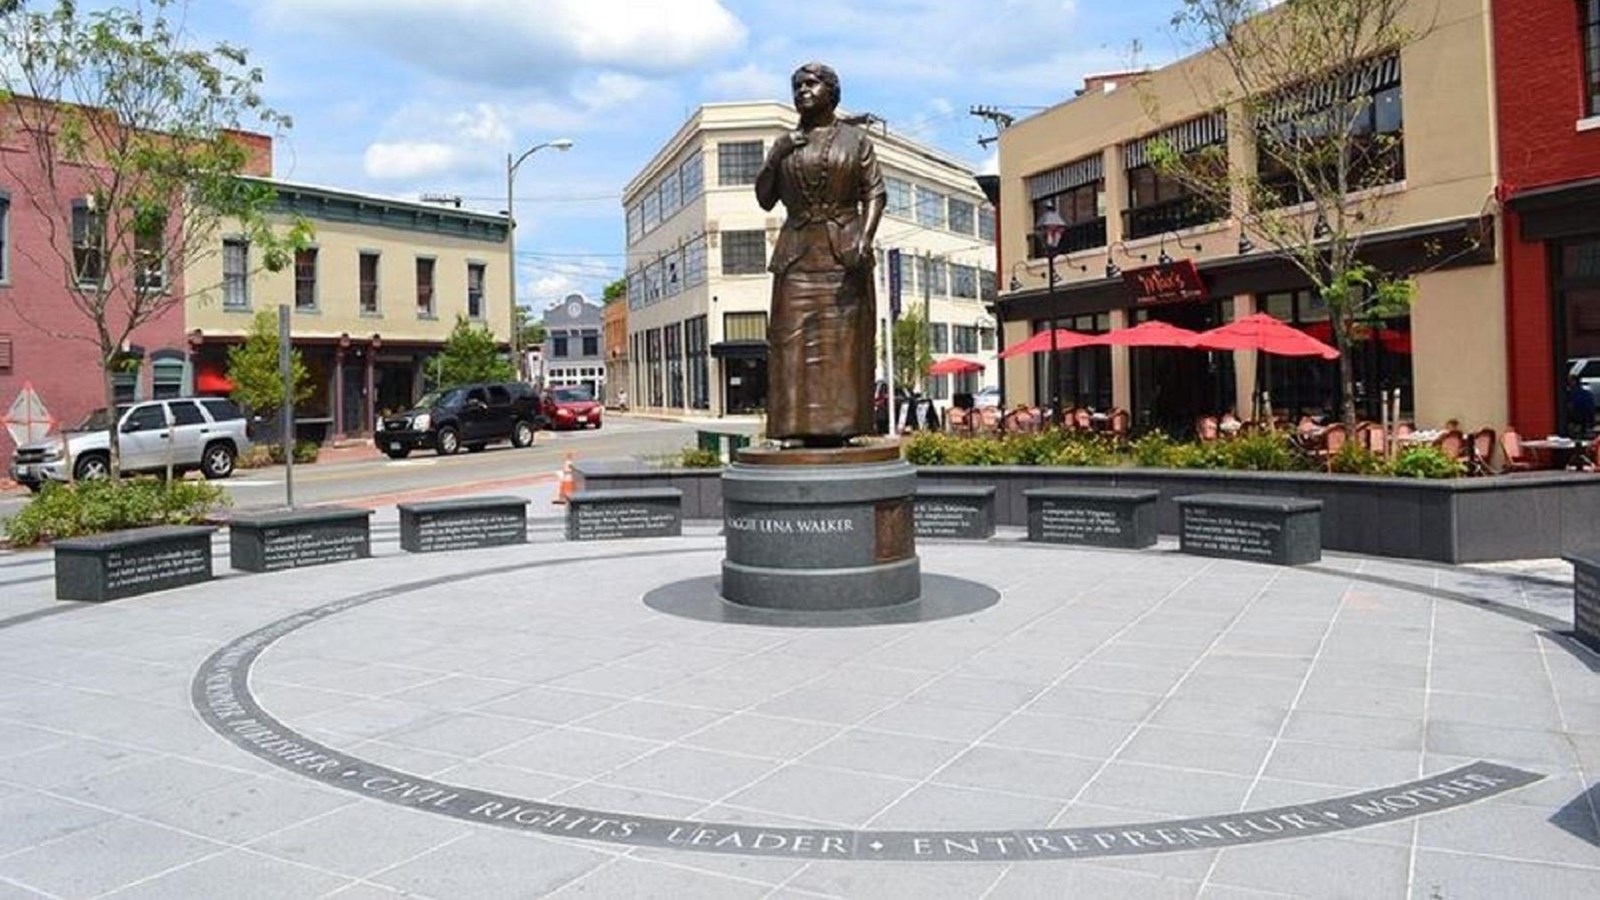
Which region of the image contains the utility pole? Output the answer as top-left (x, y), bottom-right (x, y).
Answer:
top-left (969, 105), bottom-right (1016, 149)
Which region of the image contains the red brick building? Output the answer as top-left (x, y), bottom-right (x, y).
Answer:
top-left (1495, 0), bottom-right (1600, 435)
top-left (0, 100), bottom-right (271, 467)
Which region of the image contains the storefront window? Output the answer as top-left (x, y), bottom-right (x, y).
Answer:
top-left (1558, 238), bottom-right (1600, 436)
top-left (1031, 314), bottom-right (1111, 411)
top-left (1257, 289), bottom-right (1412, 423)
top-left (1131, 300), bottom-right (1236, 436)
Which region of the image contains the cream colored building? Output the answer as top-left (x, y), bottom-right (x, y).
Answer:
top-left (996, 0), bottom-right (1502, 433)
top-left (621, 101), bottom-right (997, 420)
top-left (186, 178), bottom-right (511, 439)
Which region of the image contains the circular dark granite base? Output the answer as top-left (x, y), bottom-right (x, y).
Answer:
top-left (643, 573), bottom-right (999, 627)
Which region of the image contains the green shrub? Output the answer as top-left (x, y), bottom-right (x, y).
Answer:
top-left (1052, 434), bottom-right (1116, 467)
top-left (902, 432), bottom-right (953, 466)
top-left (1219, 432), bottom-right (1304, 472)
top-left (1387, 446), bottom-right (1465, 479)
top-left (944, 437), bottom-right (1010, 466)
top-left (3, 478), bottom-right (230, 547)
top-left (1128, 432), bottom-right (1176, 468)
top-left (1328, 442), bottom-right (1388, 475)
top-left (676, 447), bottom-right (724, 468)
top-left (1166, 441), bottom-right (1229, 469)
top-left (1003, 431), bottom-right (1068, 466)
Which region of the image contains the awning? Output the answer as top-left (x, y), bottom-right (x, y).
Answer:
top-left (711, 340), bottom-right (768, 360)
top-left (195, 363), bottom-right (234, 394)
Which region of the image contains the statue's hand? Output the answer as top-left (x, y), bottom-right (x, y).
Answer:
top-left (842, 239), bottom-right (871, 271)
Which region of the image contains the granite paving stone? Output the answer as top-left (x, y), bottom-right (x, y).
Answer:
top-left (0, 505), bottom-right (1592, 898)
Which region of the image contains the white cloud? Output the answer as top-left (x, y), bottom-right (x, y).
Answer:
top-left (258, 0), bottom-right (746, 88)
top-left (363, 141), bottom-right (459, 180)
top-left (702, 64), bottom-right (787, 101)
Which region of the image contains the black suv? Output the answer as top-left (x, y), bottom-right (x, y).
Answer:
top-left (379, 382), bottom-right (544, 458)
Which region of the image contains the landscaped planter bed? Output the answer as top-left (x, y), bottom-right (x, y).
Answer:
top-left (575, 459), bottom-right (1600, 564)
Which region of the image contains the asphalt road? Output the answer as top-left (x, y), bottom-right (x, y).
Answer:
top-left (0, 415), bottom-right (742, 520)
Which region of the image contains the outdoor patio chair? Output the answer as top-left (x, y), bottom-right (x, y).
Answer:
top-left (1395, 422), bottom-right (1415, 441)
top-left (1197, 416), bottom-right (1221, 442)
top-left (1070, 407), bottom-right (1093, 430)
top-left (976, 407), bottom-right (1002, 435)
top-left (1355, 422), bottom-right (1386, 455)
top-left (945, 407), bottom-right (971, 436)
top-left (1500, 429), bottom-right (1534, 471)
top-left (1109, 408), bottom-right (1130, 437)
top-left (1433, 429), bottom-right (1466, 462)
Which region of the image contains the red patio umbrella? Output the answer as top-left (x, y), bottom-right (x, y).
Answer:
top-left (927, 357), bottom-right (987, 375)
top-left (1088, 320), bottom-right (1200, 348)
top-left (997, 328), bottom-right (1098, 360)
top-left (1192, 313), bottom-right (1340, 359)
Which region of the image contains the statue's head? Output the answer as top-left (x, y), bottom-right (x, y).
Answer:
top-left (791, 62), bottom-right (841, 117)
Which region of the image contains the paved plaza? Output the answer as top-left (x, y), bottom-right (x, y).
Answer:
top-left (0, 482), bottom-right (1596, 898)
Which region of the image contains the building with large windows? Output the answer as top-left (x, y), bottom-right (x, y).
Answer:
top-left (540, 293), bottom-right (605, 399)
top-left (620, 101), bottom-right (997, 419)
top-left (185, 178), bottom-right (511, 441)
top-left (995, 0), bottom-right (1503, 434)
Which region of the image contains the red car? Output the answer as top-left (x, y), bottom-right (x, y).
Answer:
top-left (543, 386), bottom-right (603, 430)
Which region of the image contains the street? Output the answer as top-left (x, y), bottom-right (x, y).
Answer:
top-left (0, 415), bottom-right (743, 520)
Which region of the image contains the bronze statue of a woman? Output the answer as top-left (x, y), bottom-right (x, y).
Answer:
top-left (756, 62), bottom-right (886, 447)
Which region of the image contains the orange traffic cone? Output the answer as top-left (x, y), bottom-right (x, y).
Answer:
top-left (553, 452), bottom-right (576, 504)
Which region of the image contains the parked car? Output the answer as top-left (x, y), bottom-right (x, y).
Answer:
top-left (973, 386), bottom-right (1003, 408)
top-left (542, 385), bottom-right (603, 430)
top-left (1571, 358), bottom-right (1600, 399)
top-left (9, 398), bottom-right (251, 490)
top-left (378, 381), bottom-right (542, 458)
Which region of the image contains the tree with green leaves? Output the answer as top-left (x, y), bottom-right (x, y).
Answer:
top-left (226, 310), bottom-right (312, 427)
top-left (434, 315), bottom-right (515, 388)
top-left (890, 306), bottom-right (934, 394)
top-left (513, 304), bottom-right (546, 351)
top-left (601, 277), bottom-right (628, 304)
top-left (1148, 0), bottom-right (1448, 429)
top-left (0, 0), bottom-right (307, 476)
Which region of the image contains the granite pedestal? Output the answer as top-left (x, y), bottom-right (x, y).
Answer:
top-left (721, 444), bottom-right (920, 611)
top-left (54, 525), bottom-right (216, 602)
top-left (914, 485), bottom-right (996, 539)
top-left (1025, 487), bottom-right (1158, 548)
top-left (399, 496), bottom-right (529, 553)
top-left (1566, 553), bottom-right (1600, 653)
top-left (1176, 493), bottom-right (1324, 565)
top-left (566, 488), bottom-right (683, 541)
top-left (228, 506), bottom-right (373, 572)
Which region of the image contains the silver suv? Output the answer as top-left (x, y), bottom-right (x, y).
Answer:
top-left (10, 398), bottom-right (252, 490)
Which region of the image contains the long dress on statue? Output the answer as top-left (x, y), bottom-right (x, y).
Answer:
top-left (756, 123), bottom-right (886, 443)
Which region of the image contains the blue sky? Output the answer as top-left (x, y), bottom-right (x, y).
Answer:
top-left (179, 0), bottom-right (1192, 311)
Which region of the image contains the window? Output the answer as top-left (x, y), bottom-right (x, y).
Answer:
top-left (723, 311), bottom-right (767, 341)
top-left (1256, 53), bottom-right (1404, 207)
top-left (978, 204), bottom-right (996, 242)
top-left (627, 204), bottom-right (643, 244)
top-left (168, 400), bottom-right (205, 425)
top-left (680, 150), bottom-right (704, 202)
top-left (684, 236), bottom-right (707, 287)
top-left (201, 399), bottom-right (244, 421)
top-left (151, 356), bottom-right (186, 400)
top-left (980, 269), bottom-right (997, 304)
top-left (553, 333), bottom-right (569, 357)
top-left (947, 198), bottom-right (976, 235)
top-left (1124, 113), bottom-right (1228, 239)
top-left (951, 264), bottom-right (979, 299)
top-left (665, 322), bottom-right (684, 408)
top-left (72, 200), bottom-right (104, 285)
top-left (645, 328), bottom-right (663, 406)
top-left (359, 252), bottom-right (380, 315)
top-left (952, 325), bottom-right (979, 353)
top-left (663, 249), bottom-right (682, 297)
top-left (722, 230), bottom-right (767, 275)
top-left (0, 192), bottom-right (10, 282)
top-left (929, 322), bottom-right (949, 353)
top-left (294, 248), bottom-right (318, 310)
top-left (582, 333), bottom-right (599, 356)
top-left (467, 262), bottom-right (486, 319)
top-left (659, 171), bottom-right (680, 219)
top-left (124, 404), bottom-right (165, 431)
top-left (1258, 288), bottom-right (1411, 421)
top-left (885, 177), bottom-right (914, 218)
top-left (642, 189), bottom-right (661, 232)
top-left (1027, 155), bottom-right (1108, 255)
top-left (915, 187), bottom-right (945, 228)
top-left (718, 141), bottom-right (763, 186)
top-left (686, 315), bottom-right (709, 409)
top-left (979, 327), bottom-right (996, 351)
top-left (223, 239), bottom-right (249, 309)
top-left (913, 256), bottom-right (944, 296)
top-left (134, 208), bottom-right (166, 291)
top-left (1585, 0), bottom-right (1600, 117)
top-left (627, 269), bottom-right (644, 310)
top-left (415, 257), bottom-right (436, 317)
top-left (927, 375), bottom-right (949, 400)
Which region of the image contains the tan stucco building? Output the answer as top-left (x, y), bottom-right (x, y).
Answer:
top-left (622, 101), bottom-right (997, 419)
top-left (996, 0), bottom-right (1502, 434)
top-left (185, 178), bottom-right (511, 439)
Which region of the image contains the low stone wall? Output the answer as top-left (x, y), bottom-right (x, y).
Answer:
top-left (575, 460), bottom-right (1600, 564)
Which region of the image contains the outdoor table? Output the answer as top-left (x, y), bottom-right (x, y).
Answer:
top-left (1521, 438), bottom-right (1583, 470)
top-left (1397, 429), bottom-right (1444, 445)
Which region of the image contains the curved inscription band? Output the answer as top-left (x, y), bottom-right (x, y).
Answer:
top-left (191, 555), bottom-right (1544, 863)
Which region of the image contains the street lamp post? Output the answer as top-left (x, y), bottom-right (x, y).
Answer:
top-left (1034, 203), bottom-right (1066, 425)
top-left (507, 138), bottom-right (574, 378)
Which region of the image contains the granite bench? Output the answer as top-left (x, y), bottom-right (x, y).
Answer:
top-left (54, 524), bottom-right (217, 602)
top-left (1024, 487), bottom-right (1159, 549)
top-left (1566, 553), bottom-right (1600, 653)
top-left (399, 496), bottom-right (529, 553)
top-left (913, 485), bottom-right (996, 539)
top-left (228, 506), bottom-right (374, 572)
top-left (566, 488), bottom-right (683, 541)
top-left (1175, 493), bottom-right (1323, 565)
